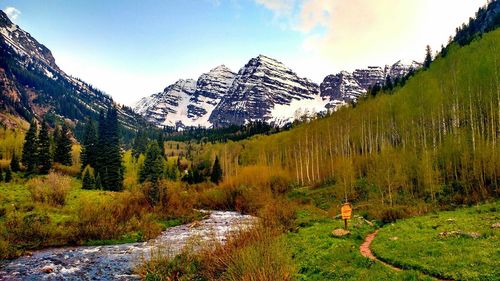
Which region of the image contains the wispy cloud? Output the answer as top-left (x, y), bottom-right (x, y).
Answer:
top-left (4, 6), bottom-right (21, 21)
top-left (255, 0), bottom-right (296, 16)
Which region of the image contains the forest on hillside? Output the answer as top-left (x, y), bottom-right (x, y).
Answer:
top-left (194, 30), bottom-right (500, 207)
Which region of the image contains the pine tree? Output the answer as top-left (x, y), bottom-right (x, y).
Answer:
top-left (0, 169), bottom-right (4, 182)
top-left (95, 111), bottom-right (107, 189)
top-left (132, 130), bottom-right (148, 158)
top-left (157, 132), bottom-right (165, 158)
top-left (38, 122), bottom-right (52, 174)
top-left (5, 167), bottom-right (12, 182)
top-left (81, 119), bottom-right (98, 171)
top-left (54, 125), bottom-right (73, 166)
top-left (94, 173), bottom-right (103, 190)
top-left (22, 120), bottom-right (38, 173)
top-left (10, 152), bottom-right (20, 172)
top-left (139, 141), bottom-right (165, 183)
top-left (424, 45), bottom-right (433, 69)
top-left (98, 108), bottom-right (124, 191)
top-left (82, 165), bottom-right (95, 189)
top-left (210, 156), bottom-right (223, 184)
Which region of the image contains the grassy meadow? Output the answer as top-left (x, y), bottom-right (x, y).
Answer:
top-left (372, 202), bottom-right (500, 281)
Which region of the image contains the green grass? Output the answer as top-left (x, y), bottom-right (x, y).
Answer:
top-left (371, 202), bottom-right (500, 281)
top-left (287, 208), bottom-right (433, 281)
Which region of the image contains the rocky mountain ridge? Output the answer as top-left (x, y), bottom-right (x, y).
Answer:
top-left (135, 57), bottom-right (420, 128)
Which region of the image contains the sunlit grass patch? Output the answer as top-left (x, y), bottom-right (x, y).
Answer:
top-left (372, 202), bottom-right (500, 281)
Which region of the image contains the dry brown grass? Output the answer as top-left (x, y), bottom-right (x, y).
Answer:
top-left (27, 172), bottom-right (71, 206)
top-left (77, 190), bottom-right (162, 241)
top-left (139, 224), bottom-right (295, 281)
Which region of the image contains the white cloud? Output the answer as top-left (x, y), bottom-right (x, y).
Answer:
top-left (4, 6), bottom-right (21, 21)
top-left (255, 0), bottom-right (296, 16)
top-left (255, 0), bottom-right (489, 78)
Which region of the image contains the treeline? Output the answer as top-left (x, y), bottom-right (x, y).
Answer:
top-left (162, 121), bottom-right (277, 143)
top-left (198, 29), bottom-right (500, 206)
top-left (15, 119), bottom-right (73, 175)
top-left (454, 0), bottom-right (500, 46)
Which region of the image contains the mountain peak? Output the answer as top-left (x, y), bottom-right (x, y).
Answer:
top-left (0, 10), bottom-right (13, 26)
top-left (208, 64), bottom-right (233, 74)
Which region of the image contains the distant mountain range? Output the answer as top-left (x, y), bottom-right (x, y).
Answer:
top-left (134, 56), bottom-right (421, 128)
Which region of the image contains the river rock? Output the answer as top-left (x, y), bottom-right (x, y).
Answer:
top-left (332, 229), bottom-right (350, 237)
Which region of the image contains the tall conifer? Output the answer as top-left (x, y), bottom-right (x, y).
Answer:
top-left (22, 120), bottom-right (38, 173)
top-left (54, 125), bottom-right (72, 166)
top-left (81, 119), bottom-right (98, 171)
top-left (38, 122), bottom-right (52, 174)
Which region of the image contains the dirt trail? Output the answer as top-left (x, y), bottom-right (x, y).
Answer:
top-left (359, 230), bottom-right (401, 271)
top-left (360, 230), bottom-right (454, 281)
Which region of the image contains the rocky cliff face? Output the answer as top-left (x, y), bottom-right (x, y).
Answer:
top-left (208, 55), bottom-right (320, 127)
top-left (0, 10), bottom-right (145, 130)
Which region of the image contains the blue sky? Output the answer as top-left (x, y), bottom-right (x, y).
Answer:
top-left (2, 0), bottom-right (488, 105)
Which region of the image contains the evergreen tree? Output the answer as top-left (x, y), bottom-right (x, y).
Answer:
top-left (22, 120), bottom-right (38, 173)
top-left (132, 130), bottom-right (148, 158)
top-left (81, 119), bottom-right (98, 171)
top-left (81, 165), bottom-right (95, 189)
top-left (94, 173), bottom-right (103, 190)
top-left (54, 125), bottom-right (73, 166)
top-left (10, 152), bottom-right (20, 172)
top-left (139, 141), bottom-right (165, 183)
top-left (157, 132), bottom-right (165, 158)
top-left (96, 108), bottom-right (124, 191)
top-left (0, 169), bottom-right (4, 182)
top-left (38, 122), bottom-right (52, 174)
top-left (210, 156), bottom-right (223, 184)
top-left (424, 45), bottom-right (433, 69)
top-left (5, 167), bottom-right (12, 182)
top-left (95, 111), bottom-right (107, 189)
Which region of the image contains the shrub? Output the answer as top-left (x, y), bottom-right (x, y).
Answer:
top-left (378, 206), bottom-right (409, 224)
top-left (27, 173), bottom-right (71, 206)
top-left (52, 163), bottom-right (80, 177)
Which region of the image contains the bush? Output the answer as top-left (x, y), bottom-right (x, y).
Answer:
top-left (378, 207), bottom-right (409, 224)
top-left (52, 163), bottom-right (80, 177)
top-left (27, 173), bottom-right (71, 206)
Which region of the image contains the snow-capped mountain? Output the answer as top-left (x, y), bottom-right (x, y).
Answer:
top-left (209, 55), bottom-right (321, 127)
top-left (321, 60), bottom-right (421, 103)
top-left (0, 10), bottom-right (145, 130)
top-left (134, 65), bottom-right (236, 128)
top-left (134, 55), bottom-right (420, 129)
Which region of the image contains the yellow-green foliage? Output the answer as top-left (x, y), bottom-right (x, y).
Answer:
top-left (0, 127), bottom-right (24, 164)
top-left (198, 30), bottom-right (500, 206)
top-left (123, 150), bottom-right (144, 189)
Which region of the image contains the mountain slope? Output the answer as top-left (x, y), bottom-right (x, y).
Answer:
top-left (0, 10), bottom-right (146, 132)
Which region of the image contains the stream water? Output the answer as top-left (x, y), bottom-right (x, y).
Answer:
top-left (0, 211), bottom-right (256, 280)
